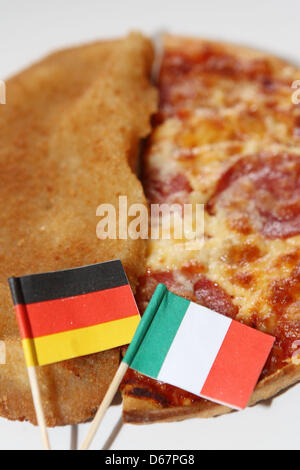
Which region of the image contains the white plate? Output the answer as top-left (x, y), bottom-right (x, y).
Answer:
top-left (0, 0), bottom-right (299, 450)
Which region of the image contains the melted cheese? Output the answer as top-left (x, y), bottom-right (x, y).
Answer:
top-left (144, 40), bottom-right (300, 346)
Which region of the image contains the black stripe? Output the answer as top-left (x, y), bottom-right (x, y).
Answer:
top-left (8, 277), bottom-right (25, 307)
top-left (8, 260), bottom-right (128, 305)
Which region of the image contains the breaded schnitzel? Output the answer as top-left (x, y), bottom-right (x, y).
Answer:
top-left (0, 33), bottom-right (157, 426)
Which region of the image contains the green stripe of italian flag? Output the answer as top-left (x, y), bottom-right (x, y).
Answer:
top-left (123, 284), bottom-right (274, 410)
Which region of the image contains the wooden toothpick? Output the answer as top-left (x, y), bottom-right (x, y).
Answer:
top-left (80, 362), bottom-right (128, 450)
top-left (70, 424), bottom-right (78, 450)
top-left (27, 366), bottom-right (51, 450)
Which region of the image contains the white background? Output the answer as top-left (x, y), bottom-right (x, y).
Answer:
top-left (0, 0), bottom-right (299, 450)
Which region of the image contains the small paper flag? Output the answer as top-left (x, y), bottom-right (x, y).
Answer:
top-left (123, 284), bottom-right (275, 410)
top-left (9, 260), bottom-right (140, 367)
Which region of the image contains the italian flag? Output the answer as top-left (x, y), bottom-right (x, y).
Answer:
top-left (124, 284), bottom-right (274, 410)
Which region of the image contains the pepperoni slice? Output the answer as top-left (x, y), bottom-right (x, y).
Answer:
top-left (158, 46), bottom-right (282, 119)
top-left (161, 47), bottom-right (272, 83)
top-left (136, 268), bottom-right (238, 318)
top-left (135, 270), bottom-right (176, 313)
top-left (208, 153), bottom-right (300, 239)
top-left (144, 169), bottom-right (192, 204)
top-left (194, 276), bottom-right (238, 320)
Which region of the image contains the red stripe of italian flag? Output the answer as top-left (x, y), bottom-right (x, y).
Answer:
top-left (124, 284), bottom-right (274, 410)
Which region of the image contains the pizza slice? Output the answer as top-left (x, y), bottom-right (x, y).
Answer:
top-left (121, 35), bottom-right (300, 423)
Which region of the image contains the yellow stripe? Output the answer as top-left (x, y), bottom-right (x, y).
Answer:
top-left (22, 338), bottom-right (38, 367)
top-left (21, 315), bottom-right (140, 367)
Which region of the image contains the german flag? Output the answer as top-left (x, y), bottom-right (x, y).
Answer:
top-left (9, 260), bottom-right (140, 367)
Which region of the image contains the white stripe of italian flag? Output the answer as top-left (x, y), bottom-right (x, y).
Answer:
top-left (124, 284), bottom-right (274, 410)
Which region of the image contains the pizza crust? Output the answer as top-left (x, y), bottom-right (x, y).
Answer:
top-left (163, 34), bottom-right (300, 75)
top-left (122, 361), bottom-right (300, 424)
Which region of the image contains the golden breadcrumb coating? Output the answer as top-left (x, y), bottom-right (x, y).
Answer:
top-left (0, 33), bottom-right (157, 426)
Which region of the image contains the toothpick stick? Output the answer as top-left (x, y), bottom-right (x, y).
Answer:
top-left (80, 362), bottom-right (128, 450)
top-left (70, 425), bottom-right (78, 450)
top-left (27, 366), bottom-right (51, 450)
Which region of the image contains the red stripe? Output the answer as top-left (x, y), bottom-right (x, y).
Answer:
top-left (15, 284), bottom-right (139, 339)
top-left (200, 321), bottom-right (274, 409)
top-left (15, 304), bottom-right (34, 340)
